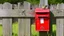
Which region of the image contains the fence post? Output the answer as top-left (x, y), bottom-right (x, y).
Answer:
top-left (39, 0), bottom-right (48, 8)
top-left (39, 0), bottom-right (48, 36)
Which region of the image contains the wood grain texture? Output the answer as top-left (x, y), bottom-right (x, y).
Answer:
top-left (2, 18), bottom-right (12, 36)
top-left (56, 18), bottom-right (64, 36)
top-left (18, 18), bottom-right (31, 36)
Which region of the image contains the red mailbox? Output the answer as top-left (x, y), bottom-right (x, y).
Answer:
top-left (35, 8), bottom-right (50, 31)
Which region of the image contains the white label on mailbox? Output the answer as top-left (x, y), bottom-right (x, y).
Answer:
top-left (40, 18), bottom-right (44, 24)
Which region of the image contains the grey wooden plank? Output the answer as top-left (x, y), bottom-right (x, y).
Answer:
top-left (3, 2), bottom-right (12, 9)
top-left (24, 18), bottom-right (30, 36)
top-left (0, 9), bottom-right (34, 17)
top-left (52, 9), bottom-right (64, 17)
top-left (2, 18), bottom-right (12, 36)
top-left (0, 4), bottom-right (3, 9)
top-left (56, 18), bottom-right (64, 36)
top-left (18, 3), bottom-right (20, 9)
top-left (24, 1), bottom-right (30, 10)
top-left (18, 18), bottom-right (31, 36)
top-left (18, 18), bottom-right (25, 36)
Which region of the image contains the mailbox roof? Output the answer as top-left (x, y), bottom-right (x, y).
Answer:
top-left (35, 8), bottom-right (50, 12)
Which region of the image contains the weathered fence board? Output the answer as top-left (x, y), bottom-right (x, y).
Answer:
top-left (24, 1), bottom-right (30, 10)
top-left (52, 9), bottom-right (64, 36)
top-left (0, 4), bottom-right (3, 9)
top-left (3, 2), bottom-right (12, 9)
top-left (52, 9), bottom-right (64, 17)
top-left (0, 9), bottom-right (34, 17)
top-left (1, 1), bottom-right (64, 36)
top-left (18, 1), bottom-right (31, 36)
top-left (56, 18), bottom-right (64, 36)
top-left (2, 2), bottom-right (12, 36)
top-left (24, 18), bottom-right (30, 36)
top-left (18, 18), bottom-right (30, 36)
top-left (23, 1), bottom-right (31, 36)
top-left (18, 18), bottom-right (25, 36)
top-left (2, 18), bottom-right (12, 36)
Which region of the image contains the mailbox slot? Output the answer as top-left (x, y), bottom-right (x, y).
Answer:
top-left (36, 13), bottom-right (49, 18)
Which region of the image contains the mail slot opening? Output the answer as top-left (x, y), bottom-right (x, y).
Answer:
top-left (36, 12), bottom-right (49, 14)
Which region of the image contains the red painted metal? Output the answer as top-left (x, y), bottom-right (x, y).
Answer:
top-left (35, 8), bottom-right (50, 31)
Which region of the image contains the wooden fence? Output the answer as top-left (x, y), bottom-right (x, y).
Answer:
top-left (1, 0), bottom-right (64, 36)
top-left (0, 1), bottom-right (35, 36)
top-left (50, 3), bottom-right (64, 11)
top-left (0, 0), bottom-right (49, 36)
top-left (51, 3), bottom-right (64, 36)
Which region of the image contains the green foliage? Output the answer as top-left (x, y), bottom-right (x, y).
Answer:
top-left (0, 22), bottom-right (18, 36)
top-left (0, 25), bottom-right (3, 36)
top-left (26, 0), bottom-right (39, 4)
top-left (0, 22), bottom-right (56, 36)
top-left (0, 0), bottom-right (24, 4)
top-left (10, 0), bottom-right (24, 4)
top-left (26, 0), bottom-right (63, 5)
top-left (31, 24), bottom-right (39, 36)
top-left (48, 0), bottom-right (63, 4)
top-left (0, 0), bottom-right (64, 4)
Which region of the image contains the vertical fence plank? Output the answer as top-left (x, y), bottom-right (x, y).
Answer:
top-left (24, 18), bottom-right (30, 36)
top-left (0, 4), bottom-right (3, 9)
top-left (23, 1), bottom-right (31, 36)
top-left (18, 18), bottom-right (25, 36)
top-left (2, 18), bottom-right (12, 36)
top-left (24, 1), bottom-right (30, 10)
top-left (3, 2), bottom-right (12, 9)
top-left (56, 18), bottom-right (64, 36)
top-left (18, 18), bottom-right (30, 36)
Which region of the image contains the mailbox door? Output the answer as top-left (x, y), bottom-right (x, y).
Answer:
top-left (36, 18), bottom-right (49, 31)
